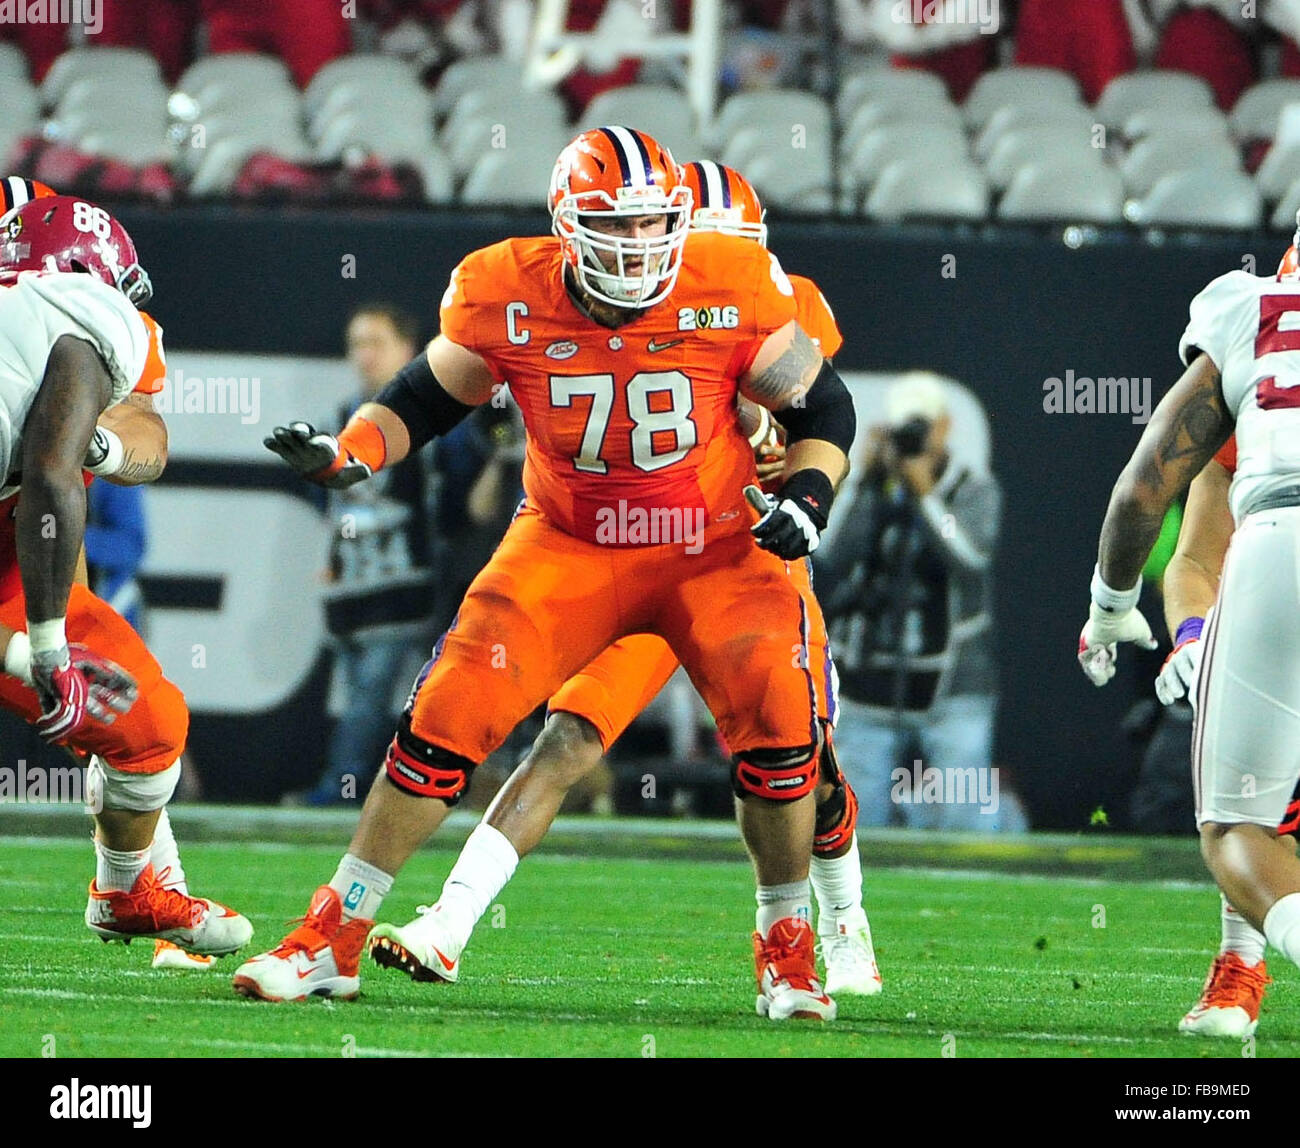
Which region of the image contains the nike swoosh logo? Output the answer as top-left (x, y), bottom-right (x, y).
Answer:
top-left (647, 338), bottom-right (683, 353)
top-left (433, 947), bottom-right (457, 971)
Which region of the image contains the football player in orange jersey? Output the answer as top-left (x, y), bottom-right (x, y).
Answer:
top-left (365, 161), bottom-right (881, 1000)
top-left (0, 187), bottom-right (251, 963)
top-left (244, 127), bottom-right (858, 1021)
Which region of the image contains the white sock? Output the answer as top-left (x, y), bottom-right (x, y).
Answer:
top-left (1220, 894), bottom-right (1266, 965)
top-left (1263, 892), bottom-right (1300, 968)
top-left (149, 808), bottom-right (187, 894)
top-left (328, 853), bottom-right (394, 922)
top-left (95, 841), bottom-right (151, 893)
top-left (810, 835), bottom-right (865, 934)
top-left (755, 880), bottom-right (811, 938)
top-left (432, 824), bottom-right (520, 953)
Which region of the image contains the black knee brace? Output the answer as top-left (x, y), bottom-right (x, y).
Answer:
top-left (384, 713), bottom-right (477, 805)
top-left (732, 743), bottom-right (820, 801)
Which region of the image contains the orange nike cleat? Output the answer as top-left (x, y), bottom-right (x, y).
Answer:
top-left (85, 864), bottom-right (252, 955)
top-left (232, 885), bottom-right (371, 1002)
top-left (1179, 953), bottom-right (1271, 1037)
top-left (753, 917), bottom-right (836, 1022)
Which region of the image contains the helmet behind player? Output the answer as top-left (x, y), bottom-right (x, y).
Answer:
top-left (0, 195), bottom-right (152, 307)
top-left (680, 160), bottom-right (768, 247)
top-left (549, 126), bottom-right (692, 309)
top-left (0, 176), bottom-right (56, 218)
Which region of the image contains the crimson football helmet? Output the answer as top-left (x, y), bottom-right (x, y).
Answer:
top-left (0, 195), bottom-right (152, 307)
top-left (680, 160), bottom-right (768, 247)
top-left (548, 126), bottom-right (692, 309)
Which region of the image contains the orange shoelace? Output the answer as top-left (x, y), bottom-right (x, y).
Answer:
top-left (1201, 955), bottom-right (1271, 1009)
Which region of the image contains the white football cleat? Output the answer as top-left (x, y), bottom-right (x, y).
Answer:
top-left (368, 904), bottom-right (462, 984)
top-left (152, 939), bottom-right (214, 970)
top-left (819, 910), bottom-right (882, 997)
top-left (753, 917), bottom-right (836, 1022)
top-left (232, 885), bottom-right (370, 1002)
top-left (85, 864), bottom-right (252, 955)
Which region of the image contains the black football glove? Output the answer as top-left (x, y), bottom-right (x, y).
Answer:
top-left (745, 469), bottom-right (833, 560)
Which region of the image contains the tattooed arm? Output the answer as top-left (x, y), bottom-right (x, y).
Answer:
top-left (740, 322), bottom-right (852, 488)
top-left (91, 392), bottom-right (168, 485)
top-left (17, 336), bottom-right (112, 626)
top-left (1098, 353), bottom-right (1233, 591)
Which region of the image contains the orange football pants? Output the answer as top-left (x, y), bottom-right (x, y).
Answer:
top-left (410, 505), bottom-right (825, 763)
top-left (549, 557), bottom-right (837, 750)
top-left (0, 584), bottom-right (188, 773)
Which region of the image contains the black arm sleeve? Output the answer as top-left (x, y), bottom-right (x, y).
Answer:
top-left (373, 354), bottom-right (477, 455)
top-left (771, 359), bottom-right (857, 453)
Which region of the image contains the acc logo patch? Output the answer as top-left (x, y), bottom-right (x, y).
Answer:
top-left (545, 340), bottom-right (579, 360)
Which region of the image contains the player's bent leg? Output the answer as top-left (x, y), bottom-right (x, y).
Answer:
top-left (369, 712), bottom-right (607, 986)
top-left (731, 743), bottom-right (835, 1021)
top-left (83, 753), bottom-right (253, 956)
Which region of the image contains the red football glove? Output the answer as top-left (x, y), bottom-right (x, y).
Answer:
top-left (30, 645), bottom-right (139, 742)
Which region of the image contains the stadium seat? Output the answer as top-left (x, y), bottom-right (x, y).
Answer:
top-left (1129, 169), bottom-right (1262, 229)
top-left (40, 48), bottom-right (162, 110)
top-left (841, 99), bottom-right (965, 161)
top-left (75, 126), bottom-right (172, 167)
top-left (964, 67), bottom-right (1083, 130)
top-left (577, 86), bottom-right (703, 158)
top-left (844, 123), bottom-right (968, 193)
top-left (303, 54), bottom-right (422, 119)
top-left (460, 134), bottom-right (573, 206)
top-left (1094, 73), bottom-right (1215, 130)
top-left (997, 161), bottom-right (1124, 224)
top-left (442, 94), bottom-right (570, 176)
top-left (315, 110), bottom-right (437, 167)
top-left (433, 55), bottom-right (525, 118)
top-left (1271, 177), bottom-right (1300, 232)
top-left (720, 121), bottom-right (832, 179)
top-left (836, 67), bottom-right (951, 123)
top-left (188, 122), bottom-right (315, 196)
top-left (309, 84), bottom-right (433, 149)
top-left (974, 104), bottom-right (1098, 161)
top-left (1122, 105), bottom-right (1231, 143)
top-left (0, 42), bottom-right (29, 80)
top-left (708, 91), bottom-right (832, 155)
top-left (864, 159), bottom-right (989, 221)
top-left (1119, 132), bottom-right (1241, 196)
top-left (983, 126), bottom-right (1105, 191)
top-left (176, 53), bottom-right (294, 99)
top-left (1231, 79), bottom-right (1300, 140)
top-left (743, 147), bottom-right (833, 212)
top-left (1255, 105), bottom-right (1300, 199)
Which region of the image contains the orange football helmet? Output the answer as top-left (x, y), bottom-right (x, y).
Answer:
top-left (1, 176), bottom-right (56, 218)
top-left (680, 160), bottom-right (768, 246)
top-left (548, 126), bottom-right (692, 309)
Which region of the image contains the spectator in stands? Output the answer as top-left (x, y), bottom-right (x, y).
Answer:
top-left (299, 303), bottom-right (436, 806)
top-left (97, 0), bottom-right (203, 85)
top-left (1014, 0), bottom-right (1135, 104)
top-left (85, 481), bottom-right (147, 633)
top-left (835, 0), bottom-right (1000, 101)
top-left (429, 400), bottom-right (525, 639)
top-left (816, 374), bottom-right (1021, 831)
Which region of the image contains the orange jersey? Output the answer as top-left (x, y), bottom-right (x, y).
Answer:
top-left (439, 230), bottom-right (799, 546)
top-left (790, 274), bottom-right (842, 359)
top-left (134, 311), bottom-right (167, 395)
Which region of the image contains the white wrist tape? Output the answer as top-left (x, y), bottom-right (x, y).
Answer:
top-left (1090, 565), bottom-right (1141, 614)
top-left (86, 427), bottom-right (125, 476)
top-left (27, 618), bottom-right (67, 655)
top-left (3, 631), bottom-right (32, 684)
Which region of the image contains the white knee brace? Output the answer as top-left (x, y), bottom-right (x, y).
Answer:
top-left (86, 755), bottom-right (182, 813)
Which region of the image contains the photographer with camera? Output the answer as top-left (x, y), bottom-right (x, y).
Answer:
top-left (817, 374), bottom-right (1018, 830)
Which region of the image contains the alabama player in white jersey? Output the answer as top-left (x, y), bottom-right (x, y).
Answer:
top-left (1079, 213), bottom-right (1300, 985)
top-left (0, 194), bottom-right (251, 957)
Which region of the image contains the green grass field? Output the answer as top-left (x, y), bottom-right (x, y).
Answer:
top-left (1, 833), bottom-right (1297, 1059)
